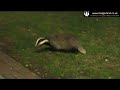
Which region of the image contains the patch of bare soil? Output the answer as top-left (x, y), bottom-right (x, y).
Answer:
top-left (0, 36), bottom-right (40, 79)
top-left (0, 36), bottom-right (14, 55)
top-left (0, 51), bottom-right (39, 79)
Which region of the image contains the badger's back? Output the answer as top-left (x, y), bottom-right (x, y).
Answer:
top-left (48, 33), bottom-right (82, 50)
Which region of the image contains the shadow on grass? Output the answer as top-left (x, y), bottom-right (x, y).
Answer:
top-left (35, 47), bottom-right (79, 54)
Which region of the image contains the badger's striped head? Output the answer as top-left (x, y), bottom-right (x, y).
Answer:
top-left (35, 37), bottom-right (49, 47)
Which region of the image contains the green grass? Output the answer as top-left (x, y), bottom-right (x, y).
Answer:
top-left (0, 11), bottom-right (120, 79)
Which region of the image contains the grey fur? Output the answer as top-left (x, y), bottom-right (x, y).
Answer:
top-left (35, 33), bottom-right (86, 54)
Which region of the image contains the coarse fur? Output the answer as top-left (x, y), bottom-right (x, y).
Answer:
top-left (35, 33), bottom-right (86, 54)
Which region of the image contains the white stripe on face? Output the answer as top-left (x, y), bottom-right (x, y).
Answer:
top-left (35, 38), bottom-right (45, 47)
top-left (38, 39), bottom-right (49, 46)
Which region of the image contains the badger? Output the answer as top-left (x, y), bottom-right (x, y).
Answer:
top-left (35, 33), bottom-right (86, 54)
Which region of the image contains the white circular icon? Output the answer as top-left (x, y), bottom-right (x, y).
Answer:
top-left (84, 11), bottom-right (89, 17)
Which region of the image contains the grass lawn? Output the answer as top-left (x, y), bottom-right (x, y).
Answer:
top-left (0, 11), bottom-right (120, 79)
